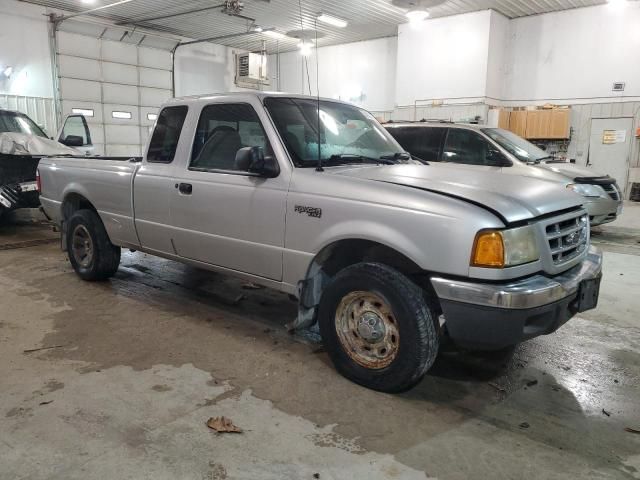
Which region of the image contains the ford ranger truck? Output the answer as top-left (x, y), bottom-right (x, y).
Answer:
top-left (38, 93), bottom-right (603, 393)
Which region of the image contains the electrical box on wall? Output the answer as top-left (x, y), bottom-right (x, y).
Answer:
top-left (235, 53), bottom-right (269, 89)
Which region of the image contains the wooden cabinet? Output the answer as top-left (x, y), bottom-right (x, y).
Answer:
top-left (509, 111), bottom-right (528, 138)
top-left (526, 110), bottom-right (551, 139)
top-left (498, 110), bottom-right (510, 130)
top-left (506, 109), bottom-right (570, 140)
top-left (549, 109), bottom-right (570, 139)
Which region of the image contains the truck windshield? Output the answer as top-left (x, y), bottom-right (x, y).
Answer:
top-left (264, 97), bottom-right (409, 167)
top-left (0, 111), bottom-right (48, 138)
top-left (481, 128), bottom-right (549, 164)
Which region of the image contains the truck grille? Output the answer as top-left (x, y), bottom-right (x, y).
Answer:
top-left (601, 183), bottom-right (620, 201)
top-left (545, 213), bottom-right (589, 265)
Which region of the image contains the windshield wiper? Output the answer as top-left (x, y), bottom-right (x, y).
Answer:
top-left (325, 154), bottom-right (396, 166)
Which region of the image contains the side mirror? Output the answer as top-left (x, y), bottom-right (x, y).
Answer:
top-left (235, 146), bottom-right (279, 178)
top-left (486, 148), bottom-right (510, 167)
top-left (61, 135), bottom-right (85, 147)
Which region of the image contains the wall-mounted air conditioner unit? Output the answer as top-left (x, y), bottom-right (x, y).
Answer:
top-left (235, 52), bottom-right (269, 89)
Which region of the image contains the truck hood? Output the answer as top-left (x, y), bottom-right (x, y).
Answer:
top-left (0, 132), bottom-right (77, 157)
top-left (538, 161), bottom-right (609, 181)
top-left (330, 163), bottom-right (583, 224)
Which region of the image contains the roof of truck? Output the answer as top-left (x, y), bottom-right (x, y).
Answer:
top-left (167, 91), bottom-right (358, 107)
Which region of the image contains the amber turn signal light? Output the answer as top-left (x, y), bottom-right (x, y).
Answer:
top-left (471, 231), bottom-right (505, 268)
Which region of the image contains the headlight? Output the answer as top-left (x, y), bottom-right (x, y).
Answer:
top-left (471, 226), bottom-right (540, 268)
top-left (566, 183), bottom-right (605, 198)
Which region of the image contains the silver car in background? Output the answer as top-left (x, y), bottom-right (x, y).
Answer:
top-left (385, 122), bottom-right (623, 226)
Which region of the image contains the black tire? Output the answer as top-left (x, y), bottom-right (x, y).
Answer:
top-left (318, 262), bottom-right (439, 393)
top-left (66, 209), bottom-right (121, 281)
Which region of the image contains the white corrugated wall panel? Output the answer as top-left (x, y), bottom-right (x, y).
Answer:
top-left (58, 55), bottom-right (101, 81)
top-left (106, 143), bottom-right (141, 157)
top-left (101, 41), bottom-right (138, 65)
top-left (102, 62), bottom-right (138, 86)
top-left (139, 67), bottom-right (172, 90)
top-left (57, 32), bottom-right (100, 59)
top-left (140, 87), bottom-right (171, 107)
top-left (138, 47), bottom-right (172, 70)
top-left (105, 124), bottom-right (140, 145)
top-left (60, 78), bottom-right (101, 102)
top-left (102, 83), bottom-right (138, 105)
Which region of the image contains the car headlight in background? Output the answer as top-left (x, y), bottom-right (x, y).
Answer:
top-left (471, 226), bottom-right (540, 268)
top-left (566, 183), bottom-right (605, 198)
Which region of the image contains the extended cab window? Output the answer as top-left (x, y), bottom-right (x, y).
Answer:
top-left (147, 106), bottom-right (188, 163)
top-left (388, 126), bottom-right (445, 162)
top-left (443, 129), bottom-right (496, 166)
top-left (190, 103), bottom-right (271, 172)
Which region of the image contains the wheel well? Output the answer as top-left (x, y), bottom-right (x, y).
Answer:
top-left (313, 239), bottom-right (422, 279)
top-left (61, 193), bottom-right (97, 222)
top-left (293, 239), bottom-right (436, 331)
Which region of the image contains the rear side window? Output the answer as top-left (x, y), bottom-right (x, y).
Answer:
top-left (442, 129), bottom-right (491, 166)
top-left (387, 126), bottom-right (446, 162)
top-left (146, 106), bottom-right (188, 163)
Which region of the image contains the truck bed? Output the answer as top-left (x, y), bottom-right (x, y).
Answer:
top-left (38, 155), bottom-right (142, 247)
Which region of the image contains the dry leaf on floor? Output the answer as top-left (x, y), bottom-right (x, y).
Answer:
top-left (624, 427), bottom-right (640, 434)
top-left (206, 416), bottom-right (242, 433)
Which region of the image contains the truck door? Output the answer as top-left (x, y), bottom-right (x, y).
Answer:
top-left (134, 105), bottom-right (189, 254)
top-left (168, 102), bottom-right (288, 281)
top-left (57, 115), bottom-right (94, 155)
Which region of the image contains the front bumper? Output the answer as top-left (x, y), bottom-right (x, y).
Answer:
top-left (430, 247), bottom-right (603, 350)
top-left (584, 197), bottom-right (622, 226)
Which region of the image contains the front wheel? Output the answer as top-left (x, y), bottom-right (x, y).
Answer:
top-left (66, 209), bottom-right (121, 281)
top-left (318, 263), bottom-right (439, 393)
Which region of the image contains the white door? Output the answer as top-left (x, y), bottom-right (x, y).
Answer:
top-left (55, 31), bottom-right (173, 157)
top-left (588, 118), bottom-right (632, 194)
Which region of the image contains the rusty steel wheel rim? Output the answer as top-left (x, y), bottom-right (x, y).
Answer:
top-left (335, 291), bottom-right (400, 369)
top-left (71, 225), bottom-right (94, 268)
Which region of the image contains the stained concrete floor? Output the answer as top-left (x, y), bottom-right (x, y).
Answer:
top-left (1, 205), bottom-right (639, 480)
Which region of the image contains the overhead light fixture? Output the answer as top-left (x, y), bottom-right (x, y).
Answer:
top-left (406, 8), bottom-right (429, 23)
top-left (2, 66), bottom-right (13, 78)
top-left (317, 13), bottom-right (348, 28)
top-left (252, 25), bottom-right (264, 33)
top-left (264, 30), bottom-right (286, 39)
top-left (298, 41), bottom-right (314, 57)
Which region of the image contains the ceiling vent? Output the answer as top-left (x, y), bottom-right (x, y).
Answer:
top-left (612, 82), bottom-right (626, 92)
top-left (235, 52), bottom-right (269, 89)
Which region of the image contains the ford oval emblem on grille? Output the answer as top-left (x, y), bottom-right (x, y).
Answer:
top-left (566, 230), bottom-right (581, 245)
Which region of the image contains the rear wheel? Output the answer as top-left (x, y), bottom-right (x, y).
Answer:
top-left (66, 209), bottom-right (120, 281)
top-left (318, 262), bottom-right (439, 393)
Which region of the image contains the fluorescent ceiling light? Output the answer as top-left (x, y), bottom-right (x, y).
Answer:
top-left (3, 66), bottom-right (13, 77)
top-left (406, 9), bottom-right (429, 23)
top-left (147, 113), bottom-right (158, 121)
top-left (298, 41), bottom-right (314, 56)
top-left (264, 30), bottom-right (286, 39)
top-left (317, 13), bottom-right (348, 28)
top-left (252, 25), bottom-right (264, 32)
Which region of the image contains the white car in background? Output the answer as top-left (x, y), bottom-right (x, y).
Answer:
top-left (385, 122), bottom-right (623, 226)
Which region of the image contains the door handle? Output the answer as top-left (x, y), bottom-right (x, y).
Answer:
top-left (177, 183), bottom-right (193, 195)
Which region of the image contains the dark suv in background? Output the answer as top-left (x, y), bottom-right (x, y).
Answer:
top-left (385, 122), bottom-right (623, 226)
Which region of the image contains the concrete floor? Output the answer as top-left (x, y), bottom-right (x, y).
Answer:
top-left (1, 206), bottom-right (639, 479)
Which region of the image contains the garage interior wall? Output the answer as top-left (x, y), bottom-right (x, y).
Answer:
top-left (0, 0), bottom-right (56, 134)
top-left (56, 31), bottom-right (173, 156)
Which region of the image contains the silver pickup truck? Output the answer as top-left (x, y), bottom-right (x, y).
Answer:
top-left (38, 92), bottom-right (603, 392)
